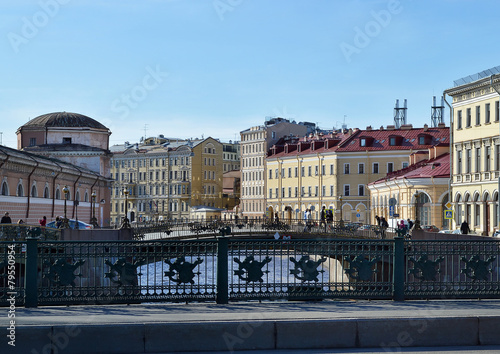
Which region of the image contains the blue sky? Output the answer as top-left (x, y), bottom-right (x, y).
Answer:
top-left (1, 0), bottom-right (499, 148)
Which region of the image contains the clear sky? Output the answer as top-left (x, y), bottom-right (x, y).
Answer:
top-left (1, 0), bottom-right (499, 149)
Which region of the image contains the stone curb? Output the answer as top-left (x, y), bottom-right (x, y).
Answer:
top-left (3, 316), bottom-right (500, 353)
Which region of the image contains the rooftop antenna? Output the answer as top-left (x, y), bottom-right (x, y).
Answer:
top-left (342, 115), bottom-right (347, 131)
top-left (394, 99), bottom-right (407, 128)
top-left (431, 96), bottom-right (445, 127)
top-left (144, 124), bottom-right (149, 141)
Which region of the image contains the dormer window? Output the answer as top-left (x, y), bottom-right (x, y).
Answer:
top-left (389, 137), bottom-right (396, 146)
top-left (388, 135), bottom-right (403, 146)
top-left (419, 136), bottom-right (425, 144)
top-left (360, 138), bottom-right (366, 147)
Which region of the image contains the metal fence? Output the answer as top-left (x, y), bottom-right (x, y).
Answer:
top-left (131, 219), bottom-right (395, 240)
top-left (1, 237), bottom-right (499, 307)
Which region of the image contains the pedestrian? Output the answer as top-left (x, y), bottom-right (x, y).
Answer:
top-left (39, 216), bottom-right (47, 227)
top-left (326, 209), bottom-right (333, 223)
top-left (320, 206), bottom-right (327, 229)
top-left (55, 216), bottom-right (62, 228)
top-left (1, 212), bottom-right (12, 224)
top-left (380, 216), bottom-right (388, 239)
top-left (275, 212), bottom-right (279, 223)
top-left (407, 218), bottom-right (414, 230)
top-left (460, 220), bottom-right (470, 235)
top-left (375, 215), bottom-right (381, 226)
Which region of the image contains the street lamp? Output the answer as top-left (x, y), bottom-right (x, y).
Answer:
top-left (90, 190), bottom-right (98, 227)
top-left (121, 188), bottom-right (131, 229)
top-left (62, 186), bottom-right (70, 228)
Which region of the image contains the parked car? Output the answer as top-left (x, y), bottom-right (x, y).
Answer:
top-left (451, 229), bottom-right (478, 235)
top-left (438, 229), bottom-right (454, 234)
top-left (46, 219), bottom-right (93, 229)
top-left (422, 225), bottom-right (439, 232)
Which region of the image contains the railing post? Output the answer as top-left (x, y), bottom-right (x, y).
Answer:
top-left (24, 237), bottom-right (39, 308)
top-left (393, 236), bottom-right (405, 301)
top-left (216, 236), bottom-right (229, 304)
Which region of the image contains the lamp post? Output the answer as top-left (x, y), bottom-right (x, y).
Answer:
top-left (121, 188), bottom-right (131, 229)
top-left (339, 194), bottom-right (344, 227)
top-left (62, 186), bottom-right (70, 228)
top-left (90, 190), bottom-right (98, 228)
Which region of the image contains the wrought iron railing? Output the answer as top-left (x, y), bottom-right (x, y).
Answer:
top-left (1, 237), bottom-right (499, 307)
top-left (0, 224), bottom-right (61, 241)
top-left (131, 219), bottom-right (394, 240)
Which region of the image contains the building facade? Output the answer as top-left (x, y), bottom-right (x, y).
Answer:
top-left (110, 137), bottom-right (230, 224)
top-left (266, 124), bottom-right (449, 224)
top-left (240, 118), bottom-right (309, 219)
top-left (445, 69), bottom-right (500, 235)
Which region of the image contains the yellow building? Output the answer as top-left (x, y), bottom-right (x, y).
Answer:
top-left (368, 150), bottom-right (450, 229)
top-left (444, 67), bottom-right (500, 235)
top-left (110, 137), bottom-right (225, 225)
top-left (266, 125), bottom-right (449, 224)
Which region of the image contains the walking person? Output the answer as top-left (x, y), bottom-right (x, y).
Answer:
top-left (39, 216), bottom-right (47, 227)
top-left (380, 216), bottom-right (388, 239)
top-left (460, 220), bottom-right (470, 235)
top-left (320, 206), bottom-right (327, 231)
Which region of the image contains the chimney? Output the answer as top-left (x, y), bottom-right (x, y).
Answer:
top-left (423, 124), bottom-right (429, 131)
top-left (400, 124), bottom-right (413, 130)
top-left (366, 126), bottom-right (372, 131)
top-left (386, 125), bottom-right (395, 131)
top-left (438, 122), bottom-right (446, 128)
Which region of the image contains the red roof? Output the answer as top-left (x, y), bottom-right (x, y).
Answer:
top-left (369, 153), bottom-right (450, 185)
top-left (267, 126), bottom-right (449, 158)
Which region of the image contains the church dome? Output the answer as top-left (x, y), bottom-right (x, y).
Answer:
top-left (22, 112), bottom-right (108, 130)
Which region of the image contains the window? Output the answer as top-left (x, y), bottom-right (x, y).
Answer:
top-left (476, 105), bottom-right (481, 125)
top-left (418, 136), bottom-right (425, 145)
top-left (1, 182), bottom-right (8, 196)
top-left (288, 168), bottom-right (292, 178)
top-left (389, 137), bottom-right (396, 146)
top-left (17, 184), bottom-right (24, 197)
top-left (301, 187), bottom-right (305, 197)
top-left (466, 149), bottom-right (471, 173)
top-left (44, 186), bottom-right (49, 198)
top-left (31, 185), bottom-right (37, 197)
top-left (315, 166), bottom-right (318, 176)
top-left (288, 187), bottom-right (292, 198)
top-left (387, 162), bottom-right (394, 173)
top-left (308, 186), bottom-right (312, 197)
top-left (330, 164), bottom-right (334, 175)
top-left (308, 166), bottom-right (312, 176)
top-left (269, 170), bottom-right (272, 179)
top-left (272, 131), bottom-right (276, 139)
top-left (275, 188), bottom-right (278, 198)
top-left (358, 163), bottom-right (364, 174)
top-left (466, 108), bottom-right (471, 127)
top-left (486, 103), bottom-right (491, 124)
top-left (29, 137), bottom-right (36, 146)
top-left (373, 163), bottom-right (379, 174)
top-left (275, 169), bottom-right (278, 179)
top-left (294, 187), bottom-right (298, 197)
top-left (315, 186), bottom-right (318, 196)
top-left (282, 168), bottom-right (285, 178)
top-left (62, 137), bottom-right (72, 144)
top-left (344, 185), bottom-right (350, 196)
top-left (282, 188), bottom-right (285, 198)
top-left (496, 101), bottom-right (500, 122)
top-left (457, 110), bottom-right (462, 129)
top-left (322, 165), bottom-right (325, 175)
top-left (402, 162), bottom-right (409, 169)
top-left (301, 167), bottom-right (305, 177)
top-left (344, 164), bottom-right (350, 174)
top-left (330, 185), bottom-right (334, 196)
top-left (457, 150), bottom-right (462, 174)
top-left (294, 167), bottom-right (298, 177)
top-left (360, 138), bottom-right (366, 147)
top-left (322, 185), bottom-right (326, 196)
top-left (486, 146), bottom-right (491, 171)
top-left (358, 185), bottom-right (364, 196)
top-left (475, 147), bottom-right (481, 172)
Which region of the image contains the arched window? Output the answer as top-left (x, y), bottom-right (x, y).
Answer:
top-left (31, 185), bottom-right (37, 197)
top-left (55, 189), bottom-right (61, 200)
top-left (76, 191), bottom-right (80, 202)
top-left (44, 186), bottom-right (50, 198)
top-left (464, 194), bottom-right (471, 224)
top-left (455, 194), bottom-right (462, 225)
top-left (474, 194), bottom-right (480, 228)
top-left (416, 193), bottom-right (431, 226)
top-left (17, 184), bottom-right (24, 197)
top-left (1, 181), bottom-right (8, 196)
top-left (84, 192), bottom-right (88, 202)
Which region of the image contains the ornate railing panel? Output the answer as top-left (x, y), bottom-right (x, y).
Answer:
top-left (227, 239), bottom-right (394, 301)
top-left (0, 242), bottom-right (25, 306)
top-left (35, 240), bottom-right (218, 305)
top-left (404, 240), bottom-right (500, 299)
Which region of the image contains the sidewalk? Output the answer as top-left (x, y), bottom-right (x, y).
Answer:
top-left (2, 299), bottom-right (500, 353)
